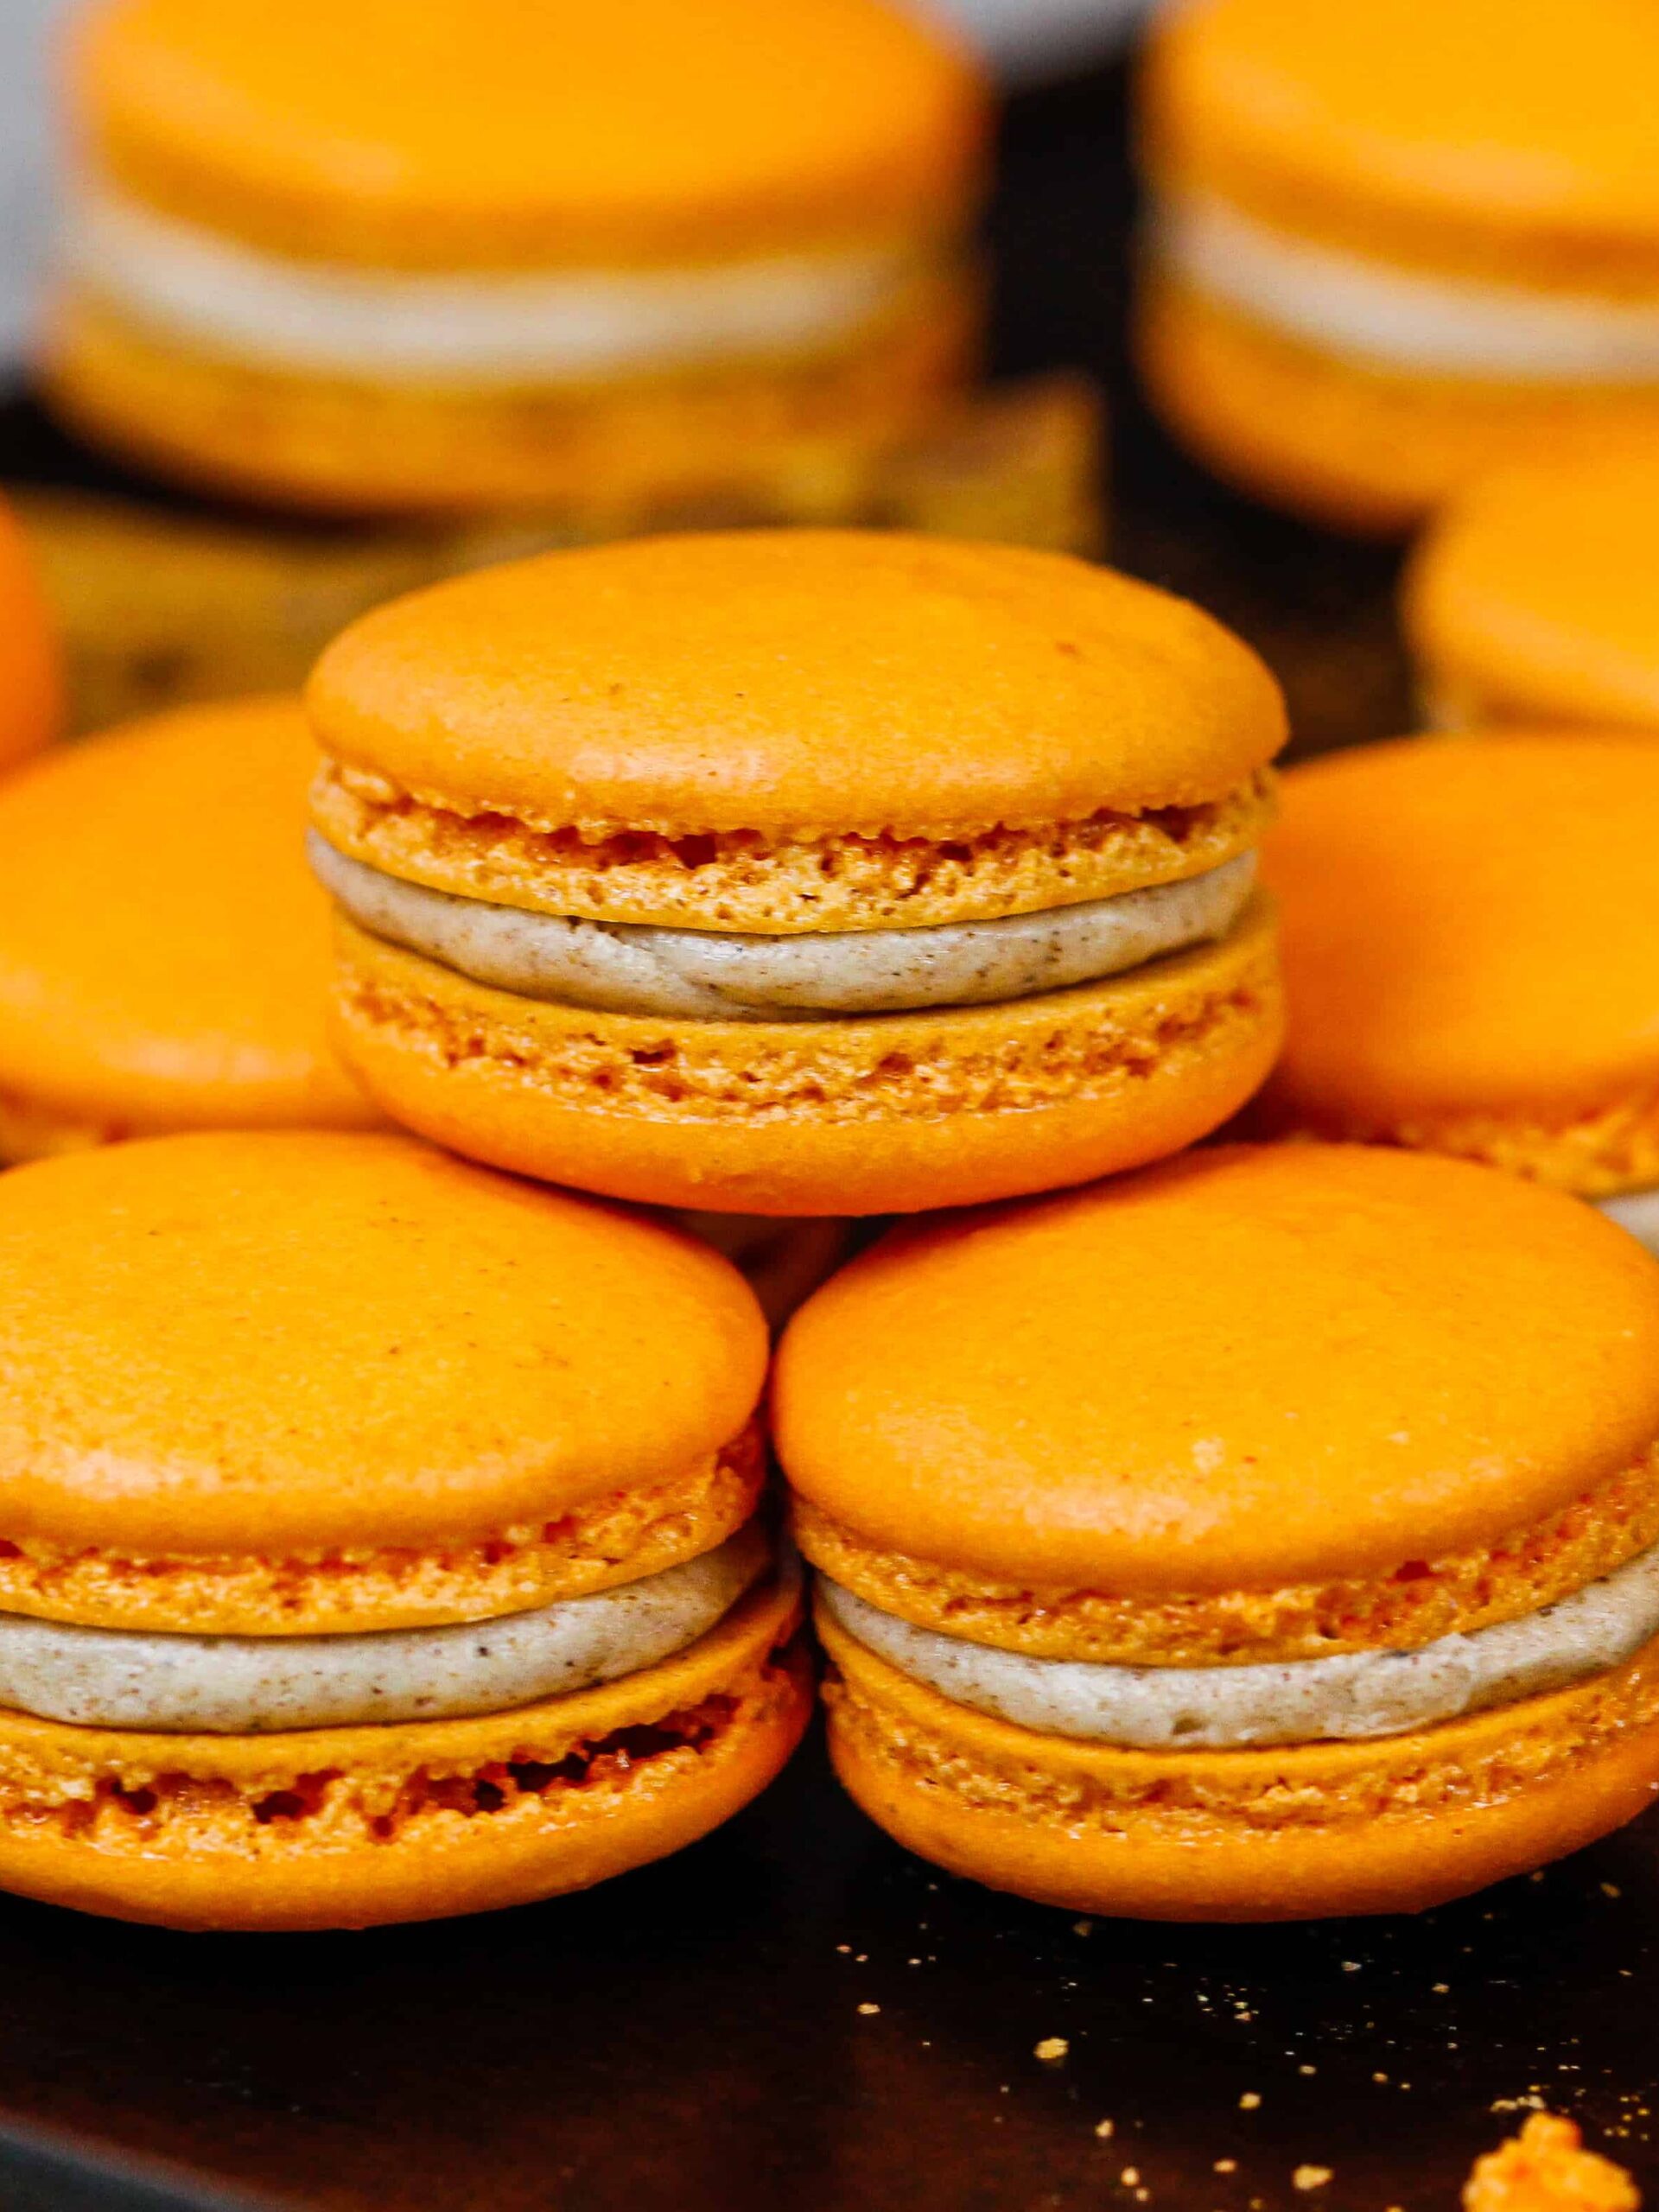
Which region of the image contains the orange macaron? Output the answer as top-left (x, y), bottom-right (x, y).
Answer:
top-left (776, 1144), bottom-right (1659, 1920)
top-left (306, 530), bottom-right (1287, 1216)
top-left (0, 495), bottom-right (60, 773)
top-left (1404, 446), bottom-right (1659, 734)
top-left (1260, 734), bottom-right (1659, 1242)
top-left (48, 0), bottom-right (988, 518)
top-left (1136, 0), bottom-right (1659, 532)
top-left (0, 1129), bottom-right (805, 1929)
top-left (0, 694), bottom-right (376, 1161)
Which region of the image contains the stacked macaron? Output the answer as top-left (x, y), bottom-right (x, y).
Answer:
top-left (776, 1146), bottom-right (1659, 1920)
top-left (1137, 0), bottom-right (1659, 531)
top-left (0, 695), bottom-right (375, 1161)
top-left (305, 531), bottom-right (1287, 1216)
top-left (0, 1132), bottom-right (806, 1929)
top-left (50, 0), bottom-right (988, 518)
top-left (1404, 447), bottom-right (1659, 734)
top-left (1260, 734), bottom-right (1659, 1249)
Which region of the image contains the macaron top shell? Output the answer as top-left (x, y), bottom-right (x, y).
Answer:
top-left (0, 499), bottom-right (60, 773)
top-left (1406, 452), bottom-right (1659, 730)
top-left (0, 1132), bottom-right (767, 1556)
top-left (0, 695), bottom-right (372, 1134)
top-left (307, 532), bottom-right (1287, 838)
top-left (773, 1145), bottom-right (1659, 1591)
top-left (73, 0), bottom-right (988, 270)
top-left (1264, 734), bottom-right (1659, 1120)
top-left (1141, 0), bottom-right (1659, 283)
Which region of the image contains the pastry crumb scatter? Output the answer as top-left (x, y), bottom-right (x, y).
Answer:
top-left (1464, 2113), bottom-right (1639, 2211)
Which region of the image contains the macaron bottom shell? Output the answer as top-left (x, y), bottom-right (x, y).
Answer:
top-left (329, 899), bottom-right (1281, 1216)
top-left (818, 1611), bottom-right (1659, 1922)
top-left (1136, 273), bottom-right (1659, 537)
top-left (0, 1577), bottom-right (808, 1932)
top-left (44, 268), bottom-right (975, 519)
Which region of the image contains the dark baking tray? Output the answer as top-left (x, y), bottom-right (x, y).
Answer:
top-left (0, 59), bottom-right (1640, 2212)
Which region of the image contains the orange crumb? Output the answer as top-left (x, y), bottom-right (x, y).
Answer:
top-left (1465, 2114), bottom-right (1640, 2212)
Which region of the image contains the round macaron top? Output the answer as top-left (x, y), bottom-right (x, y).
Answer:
top-left (1264, 734), bottom-right (1659, 1122)
top-left (0, 498), bottom-right (60, 773)
top-left (307, 532), bottom-right (1287, 838)
top-left (73, 0), bottom-right (988, 270)
top-left (1406, 450), bottom-right (1659, 732)
top-left (1141, 0), bottom-right (1659, 283)
top-left (774, 1144), bottom-right (1659, 1592)
top-left (0, 695), bottom-right (373, 1135)
top-left (0, 1131), bottom-right (767, 1556)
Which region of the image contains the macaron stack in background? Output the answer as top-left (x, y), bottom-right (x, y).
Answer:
top-left (46, 0), bottom-right (989, 520)
top-left (304, 530), bottom-right (1287, 1216)
top-left (1259, 734), bottom-right (1659, 1251)
top-left (776, 1146), bottom-right (1659, 1920)
top-left (1404, 448), bottom-right (1659, 734)
top-left (1135, 0), bottom-right (1659, 532)
top-left (0, 1131), bottom-right (806, 1929)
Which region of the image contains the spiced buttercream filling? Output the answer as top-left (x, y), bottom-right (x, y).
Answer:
top-left (818, 1537), bottom-right (1659, 1749)
top-left (0, 1529), bottom-right (770, 1736)
top-left (310, 831), bottom-right (1258, 1020)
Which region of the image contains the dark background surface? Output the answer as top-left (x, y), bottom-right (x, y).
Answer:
top-left (0, 60), bottom-right (1633, 2212)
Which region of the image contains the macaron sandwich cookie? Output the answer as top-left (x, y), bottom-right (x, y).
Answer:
top-left (307, 531), bottom-right (1287, 1217)
top-left (1261, 734), bottom-right (1659, 1251)
top-left (1404, 447), bottom-right (1659, 735)
top-left (1137, 0), bottom-right (1659, 532)
top-left (49, 0), bottom-right (988, 518)
top-left (0, 1131), bottom-right (806, 1929)
top-left (776, 1145), bottom-right (1659, 1921)
top-left (0, 695), bottom-right (376, 1163)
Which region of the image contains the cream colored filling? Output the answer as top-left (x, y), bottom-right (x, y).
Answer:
top-left (0, 1533), bottom-right (766, 1734)
top-left (1154, 192), bottom-right (1659, 381)
top-left (1597, 1188), bottom-right (1659, 1257)
top-left (819, 1538), bottom-right (1659, 1748)
top-left (309, 833), bottom-right (1257, 1020)
top-left (62, 184), bottom-right (917, 382)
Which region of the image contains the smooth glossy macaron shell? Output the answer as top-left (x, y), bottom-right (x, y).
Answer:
top-left (307, 533), bottom-right (1286, 877)
top-left (0, 1131), bottom-right (768, 1631)
top-left (1260, 734), bottom-right (1659, 1188)
top-left (72, 0), bottom-right (988, 269)
top-left (1139, 0), bottom-right (1659, 289)
top-left (0, 695), bottom-right (375, 1156)
top-left (1404, 449), bottom-right (1659, 733)
top-left (778, 1144), bottom-right (1659, 1598)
